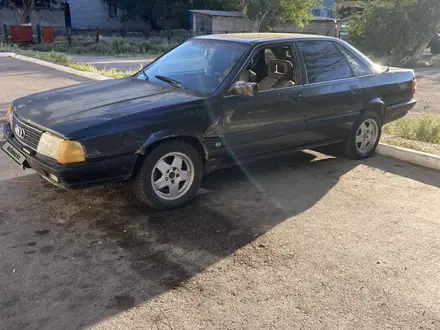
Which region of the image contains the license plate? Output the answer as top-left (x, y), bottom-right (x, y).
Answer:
top-left (1, 141), bottom-right (26, 165)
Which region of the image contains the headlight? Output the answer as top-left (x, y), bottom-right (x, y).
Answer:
top-left (37, 132), bottom-right (86, 164)
top-left (7, 104), bottom-right (15, 123)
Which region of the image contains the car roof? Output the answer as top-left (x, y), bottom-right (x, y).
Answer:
top-left (195, 33), bottom-right (336, 44)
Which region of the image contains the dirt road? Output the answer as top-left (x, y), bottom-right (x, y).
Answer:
top-left (1, 58), bottom-right (440, 330)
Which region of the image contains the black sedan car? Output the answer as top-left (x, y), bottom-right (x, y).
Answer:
top-left (2, 33), bottom-right (417, 210)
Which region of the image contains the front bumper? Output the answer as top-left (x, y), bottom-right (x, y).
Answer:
top-left (384, 99), bottom-right (417, 124)
top-left (3, 123), bottom-right (139, 189)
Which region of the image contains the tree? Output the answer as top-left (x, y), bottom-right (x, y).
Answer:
top-left (244, 0), bottom-right (319, 32)
top-left (7, 0), bottom-right (35, 24)
top-left (348, 0), bottom-right (440, 66)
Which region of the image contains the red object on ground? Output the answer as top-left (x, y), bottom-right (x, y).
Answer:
top-left (42, 27), bottom-right (55, 44)
top-left (10, 26), bottom-right (33, 43)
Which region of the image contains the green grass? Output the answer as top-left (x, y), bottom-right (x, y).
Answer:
top-left (383, 114), bottom-right (440, 144)
top-left (69, 62), bottom-right (140, 78)
top-left (1, 38), bottom-right (177, 57)
top-left (381, 134), bottom-right (440, 156)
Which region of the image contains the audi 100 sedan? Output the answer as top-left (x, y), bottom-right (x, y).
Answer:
top-left (2, 33), bottom-right (417, 210)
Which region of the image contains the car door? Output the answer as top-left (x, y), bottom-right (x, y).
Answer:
top-left (220, 43), bottom-right (308, 160)
top-left (296, 40), bottom-right (363, 143)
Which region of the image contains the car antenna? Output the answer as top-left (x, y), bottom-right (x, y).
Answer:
top-left (385, 62), bottom-right (391, 72)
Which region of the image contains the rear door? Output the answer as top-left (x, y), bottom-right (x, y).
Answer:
top-left (296, 40), bottom-right (363, 142)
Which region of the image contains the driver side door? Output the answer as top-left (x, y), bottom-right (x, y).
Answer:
top-left (220, 43), bottom-right (308, 160)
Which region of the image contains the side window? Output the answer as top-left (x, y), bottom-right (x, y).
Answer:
top-left (236, 44), bottom-right (297, 91)
top-left (298, 41), bottom-right (353, 83)
top-left (264, 49), bottom-right (276, 65)
top-left (337, 44), bottom-right (373, 76)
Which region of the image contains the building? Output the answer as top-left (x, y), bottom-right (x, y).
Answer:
top-left (0, 0), bottom-right (66, 27)
top-left (312, 0), bottom-right (337, 18)
top-left (67, 0), bottom-right (146, 30)
top-left (189, 10), bottom-right (253, 35)
top-left (190, 9), bottom-right (339, 37)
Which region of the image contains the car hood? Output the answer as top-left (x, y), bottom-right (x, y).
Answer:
top-left (13, 78), bottom-right (201, 137)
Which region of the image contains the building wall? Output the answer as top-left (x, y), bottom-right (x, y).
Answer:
top-left (193, 14), bottom-right (213, 33)
top-left (68, 0), bottom-right (146, 30)
top-left (0, 8), bottom-right (65, 27)
top-left (275, 20), bottom-right (339, 37)
top-left (212, 16), bottom-right (253, 33)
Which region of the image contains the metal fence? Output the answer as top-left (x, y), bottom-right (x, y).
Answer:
top-left (1, 24), bottom-right (240, 46)
top-left (0, 24), bottom-right (336, 47)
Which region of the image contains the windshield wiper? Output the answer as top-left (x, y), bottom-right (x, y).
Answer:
top-left (155, 75), bottom-right (186, 90)
top-left (141, 69), bottom-right (149, 81)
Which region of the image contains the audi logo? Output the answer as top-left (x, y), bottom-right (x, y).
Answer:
top-left (14, 125), bottom-right (26, 139)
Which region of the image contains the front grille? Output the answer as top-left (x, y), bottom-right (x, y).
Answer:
top-left (12, 115), bottom-right (43, 151)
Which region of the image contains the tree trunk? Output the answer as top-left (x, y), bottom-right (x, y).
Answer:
top-left (252, 11), bottom-right (268, 32)
top-left (20, 11), bottom-right (31, 25)
top-left (405, 22), bottom-right (440, 67)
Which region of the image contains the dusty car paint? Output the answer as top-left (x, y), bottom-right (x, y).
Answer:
top-left (4, 34), bottom-right (416, 189)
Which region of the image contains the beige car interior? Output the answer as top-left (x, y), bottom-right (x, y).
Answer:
top-left (236, 45), bottom-right (296, 91)
top-left (259, 60), bottom-right (295, 91)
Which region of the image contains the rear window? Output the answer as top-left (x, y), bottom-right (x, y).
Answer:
top-left (298, 41), bottom-right (353, 83)
top-left (337, 44), bottom-right (373, 77)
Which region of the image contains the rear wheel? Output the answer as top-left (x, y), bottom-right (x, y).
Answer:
top-left (342, 110), bottom-right (382, 159)
top-left (133, 141), bottom-right (203, 210)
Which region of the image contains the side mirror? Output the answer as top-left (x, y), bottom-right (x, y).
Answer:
top-left (227, 81), bottom-right (258, 97)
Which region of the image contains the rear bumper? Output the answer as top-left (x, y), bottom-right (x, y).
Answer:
top-left (3, 123), bottom-right (139, 189)
top-left (384, 99), bottom-right (417, 124)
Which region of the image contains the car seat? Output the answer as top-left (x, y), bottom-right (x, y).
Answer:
top-left (259, 60), bottom-right (295, 91)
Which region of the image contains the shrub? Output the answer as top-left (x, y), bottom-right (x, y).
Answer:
top-left (383, 114), bottom-right (440, 144)
top-left (109, 37), bottom-right (130, 54)
top-left (37, 51), bottom-right (72, 66)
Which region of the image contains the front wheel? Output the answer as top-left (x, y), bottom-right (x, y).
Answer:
top-left (342, 110), bottom-right (382, 159)
top-left (132, 141), bottom-right (203, 210)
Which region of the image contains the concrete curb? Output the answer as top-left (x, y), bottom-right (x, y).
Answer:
top-left (0, 53), bottom-right (16, 58)
top-left (376, 143), bottom-right (440, 171)
top-left (0, 52), bottom-right (112, 81)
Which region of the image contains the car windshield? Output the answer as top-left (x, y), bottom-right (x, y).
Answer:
top-left (136, 39), bottom-right (249, 95)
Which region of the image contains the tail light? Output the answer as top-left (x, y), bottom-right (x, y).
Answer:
top-left (412, 79), bottom-right (417, 96)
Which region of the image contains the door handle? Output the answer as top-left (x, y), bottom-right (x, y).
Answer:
top-left (349, 86), bottom-right (360, 95)
top-left (290, 94), bottom-right (302, 103)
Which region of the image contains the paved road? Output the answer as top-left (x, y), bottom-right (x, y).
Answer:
top-left (0, 57), bottom-right (89, 119)
top-left (1, 58), bottom-right (440, 329)
top-left (70, 56), bottom-right (154, 72)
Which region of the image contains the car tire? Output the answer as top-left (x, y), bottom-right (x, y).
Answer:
top-left (342, 110), bottom-right (382, 160)
top-left (133, 141), bottom-right (203, 210)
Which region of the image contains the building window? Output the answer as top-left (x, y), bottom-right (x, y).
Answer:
top-left (108, 3), bottom-right (117, 17)
top-left (327, 9), bottom-right (334, 18)
top-left (312, 8), bottom-right (321, 17)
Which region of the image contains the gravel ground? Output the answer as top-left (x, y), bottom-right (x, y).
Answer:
top-left (1, 58), bottom-right (440, 330)
top-left (412, 68), bottom-right (440, 117)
